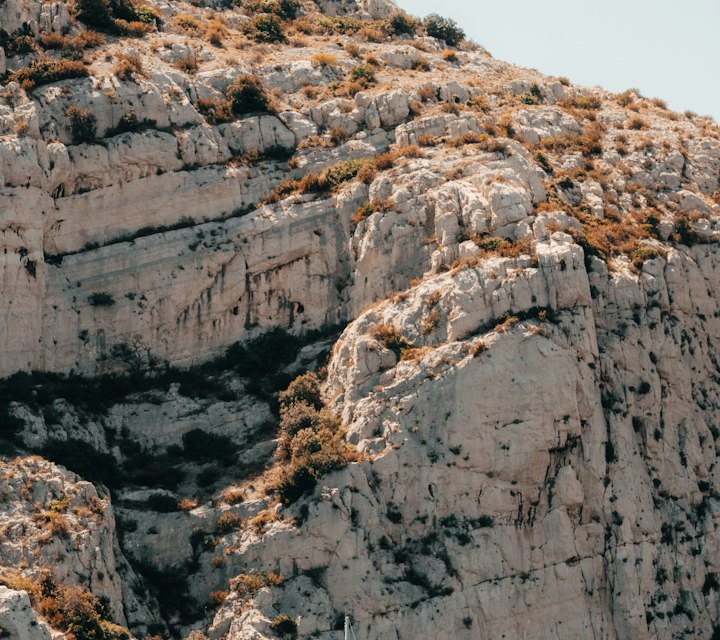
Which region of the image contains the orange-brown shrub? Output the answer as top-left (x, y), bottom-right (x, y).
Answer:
top-left (561, 94), bottom-right (602, 110)
top-left (417, 85), bottom-right (436, 102)
top-left (215, 511), bottom-right (244, 534)
top-left (311, 52), bottom-right (338, 68)
top-left (230, 571), bottom-right (284, 598)
top-left (205, 19), bottom-right (228, 46)
top-left (178, 497), bottom-right (199, 511)
top-left (0, 570), bottom-right (130, 639)
top-left (220, 484), bottom-right (245, 505)
top-left (197, 97), bottom-right (234, 124)
top-left (14, 58), bottom-right (89, 90)
top-left (112, 53), bottom-right (143, 81)
top-left (626, 116), bottom-right (648, 130)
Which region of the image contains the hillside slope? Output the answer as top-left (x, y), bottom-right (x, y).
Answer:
top-left (1, 0), bottom-right (720, 638)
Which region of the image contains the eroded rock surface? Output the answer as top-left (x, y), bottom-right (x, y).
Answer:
top-left (2, 0), bottom-right (720, 638)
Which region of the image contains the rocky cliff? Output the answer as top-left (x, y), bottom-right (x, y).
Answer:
top-left (2, 0), bottom-right (720, 638)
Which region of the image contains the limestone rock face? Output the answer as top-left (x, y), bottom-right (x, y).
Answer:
top-left (0, 457), bottom-right (161, 634)
top-left (2, 0), bottom-right (720, 638)
top-left (0, 0), bottom-right (42, 34)
top-left (214, 241), bottom-right (720, 640)
top-left (0, 586), bottom-right (56, 640)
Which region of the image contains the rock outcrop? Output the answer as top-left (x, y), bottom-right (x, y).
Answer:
top-left (208, 241), bottom-right (720, 640)
top-left (2, 0), bottom-right (720, 638)
top-left (0, 456), bottom-right (162, 635)
top-left (0, 586), bottom-right (56, 640)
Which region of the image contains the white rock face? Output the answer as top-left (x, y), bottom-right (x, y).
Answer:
top-left (215, 238), bottom-right (720, 640)
top-left (513, 107), bottom-right (582, 144)
top-left (0, 457), bottom-right (161, 634)
top-left (3, 1), bottom-right (720, 638)
top-left (0, 586), bottom-right (56, 640)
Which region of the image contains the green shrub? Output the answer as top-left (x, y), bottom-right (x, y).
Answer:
top-left (14, 58), bottom-right (89, 90)
top-left (278, 372), bottom-right (322, 410)
top-left (132, 4), bottom-right (160, 24)
top-left (76, 0), bottom-right (115, 29)
top-left (322, 158), bottom-right (373, 189)
top-left (247, 13), bottom-right (285, 42)
top-left (349, 63), bottom-right (376, 84)
top-left (0, 25), bottom-right (36, 56)
top-left (226, 74), bottom-right (273, 114)
top-left (146, 492), bottom-right (179, 512)
top-left (66, 106), bottom-right (97, 144)
top-left (269, 158), bottom-right (375, 198)
top-left (423, 13), bottom-right (464, 46)
top-left (410, 57), bottom-right (431, 71)
top-left (87, 291), bottom-right (113, 305)
top-left (247, 0), bottom-right (300, 19)
top-left (75, 0), bottom-right (155, 33)
top-left (386, 12), bottom-right (416, 35)
top-left (9, 35), bottom-right (35, 55)
top-left (181, 428), bottom-right (236, 463)
top-left (116, 109), bottom-right (140, 132)
top-left (476, 514), bottom-right (495, 528)
top-left (100, 621), bottom-right (131, 640)
top-left (277, 0), bottom-right (301, 18)
top-left (270, 614), bottom-right (297, 637)
top-left (317, 16), bottom-right (363, 35)
top-left (630, 245), bottom-right (659, 269)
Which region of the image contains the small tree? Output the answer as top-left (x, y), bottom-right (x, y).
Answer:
top-left (423, 13), bottom-right (464, 46)
top-left (109, 334), bottom-right (160, 372)
top-left (386, 12), bottom-right (416, 36)
top-left (278, 371), bottom-right (322, 410)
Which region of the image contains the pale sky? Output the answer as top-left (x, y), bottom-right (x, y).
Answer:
top-left (399, 0), bottom-right (720, 121)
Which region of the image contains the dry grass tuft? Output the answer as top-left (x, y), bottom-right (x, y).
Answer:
top-left (112, 53), bottom-right (144, 81)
